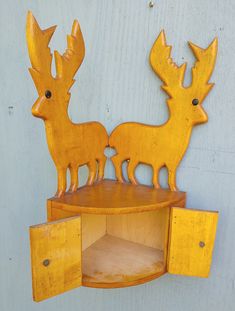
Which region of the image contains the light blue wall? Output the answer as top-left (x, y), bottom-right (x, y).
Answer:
top-left (0, 0), bottom-right (234, 310)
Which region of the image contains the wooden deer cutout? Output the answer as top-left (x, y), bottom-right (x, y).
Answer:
top-left (109, 31), bottom-right (218, 191)
top-left (26, 12), bottom-right (108, 197)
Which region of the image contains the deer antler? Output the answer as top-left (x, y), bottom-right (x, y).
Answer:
top-left (149, 30), bottom-right (186, 97)
top-left (26, 11), bottom-right (85, 97)
top-left (189, 38), bottom-right (218, 95)
top-left (54, 20), bottom-right (85, 92)
top-left (150, 30), bottom-right (218, 98)
top-left (26, 11), bottom-right (56, 76)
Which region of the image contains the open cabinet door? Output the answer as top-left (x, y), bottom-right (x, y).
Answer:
top-left (30, 216), bottom-right (82, 302)
top-left (167, 207), bottom-right (218, 278)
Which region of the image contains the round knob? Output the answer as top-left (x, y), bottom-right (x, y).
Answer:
top-left (199, 241), bottom-right (205, 248)
top-left (42, 259), bottom-right (50, 267)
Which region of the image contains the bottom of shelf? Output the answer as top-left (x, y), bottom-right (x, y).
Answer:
top-left (82, 235), bottom-right (165, 288)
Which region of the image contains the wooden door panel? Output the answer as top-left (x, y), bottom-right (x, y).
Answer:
top-left (30, 216), bottom-right (82, 301)
top-left (168, 207), bottom-right (218, 277)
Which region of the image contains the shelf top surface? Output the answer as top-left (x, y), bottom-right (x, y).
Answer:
top-left (49, 179), bottom-right (186, 215)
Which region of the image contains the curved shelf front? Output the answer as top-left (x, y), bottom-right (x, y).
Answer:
top-left (47, 179), bottom-right (185, 289)
top-left (49, 179), bottom-right (186, 215)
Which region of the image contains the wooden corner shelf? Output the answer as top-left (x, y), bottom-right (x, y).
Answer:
top-left (31, 179), bottom-right (218, 302)
top-left (26, 12), bottom-right (219, 302)
top-left (45, 179), bottom-right (184, 289)
top-left (48, 179), bottom-right (186, 215)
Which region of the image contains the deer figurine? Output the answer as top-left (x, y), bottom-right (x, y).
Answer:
top-left (109, 31), bottom-right (217, 191)
top-left (26, 12), bottom-right (108, 197)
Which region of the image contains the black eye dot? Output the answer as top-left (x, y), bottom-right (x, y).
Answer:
top-left (45, 90), bottom-right (52, 99)
top-left (192, 98), bottom-right (199, 105)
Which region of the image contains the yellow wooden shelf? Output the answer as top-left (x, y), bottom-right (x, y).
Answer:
top-left (82, 235), bottom-right (165, 288)
top-left (48, 179), bottom-right (186, 215)
top-left (31, 182), bottom-right (218, 302)
top-left (26, 12), bottom-right (219, 302)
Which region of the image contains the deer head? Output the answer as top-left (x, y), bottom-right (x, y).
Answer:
top-left (150, 31), bottom-right (217, 126)
top-left (26, 11), bottom-right (85, 120)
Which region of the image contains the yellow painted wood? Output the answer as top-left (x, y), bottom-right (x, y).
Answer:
top-left (107, 209), bottom-right (169, 250)
top-left (49, 179), bottom-right (186, 215)
top-left (30, 217), bottom-right (82, 302)
top-left (109, 31), bottom-right (218, 191)
top-left (81, 214), bottom-right (107, 251)
top-left (26, 11), bottom-right (219, 299)
top-left (167, 207), bottom-right (218, 277)
top-left (46, 206), bottom-right (107, 251)
top-left (26, 12), bottom-right (108, 197)
top-left (48, 204), bottom-right (78, 222)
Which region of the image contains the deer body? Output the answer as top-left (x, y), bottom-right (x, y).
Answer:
top-left (110, 31), bottom-right (217, 190)
top-left (27, 12), bottom-right (108, 197)
top-left (45, 120), bottom-right (107, 169)
top-left (45, 119), bottom-right (108, 196)
top-left (110, 119), bottom-right (193, 190)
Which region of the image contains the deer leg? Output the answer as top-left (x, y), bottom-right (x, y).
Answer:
top-left (97, 155), bottom-right (107, 181)
top-left (55, 167), bottom-right (67, 197)
top-left (87, 160), bottom-right (97, 185)
top-left (69, 166), bottom-right (78, 192)
top-left (111, 154), bottom-right (125, 182)
top-left (167, 166), bottom-right (178, 191)
top-left (127, 160), bottom-right (138, 185)
top-left (152, 166), bottom-right (160, 189)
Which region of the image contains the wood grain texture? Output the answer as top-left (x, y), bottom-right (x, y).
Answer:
top-left (26, 9), bottom-right (218, 300)
top-left (1, 1), bottom-right (233, 310)
top-left (29, 217), bottom-right (82, 302)
top-left (167, 207), bottom-right (218, 277)
top-left (82, 235), bottom-right (165, 288)
top-left (26, 11), bottom-right (108, 197)
top-left (48, 204), bottom-right (78, 221)
top-left (107, 209), bottom-right (169, 250)
top-left (107, 208), bottom-right (171, 266)
top-left (109, 31), bottom-right (218, 191)
top-left (49, 179), bottom-right (186, 215)
top-left (47, 206), bottom-right (107, 250)
top-left (81, 214), bottom-right (106, 251)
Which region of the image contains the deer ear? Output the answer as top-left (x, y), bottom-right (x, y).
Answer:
top-left (29, 68), bottom-right (42, 95)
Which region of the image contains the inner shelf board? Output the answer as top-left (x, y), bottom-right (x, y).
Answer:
top-left (82, 235), bottom-right (165, 287)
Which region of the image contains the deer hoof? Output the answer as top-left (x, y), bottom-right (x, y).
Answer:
top-left (68, 185), bottom-right (77, 193)
top-left (170, 185), bottom-right (178, 191)
top-left (54, 190), bottom-right (65, 198)
top-left (153, 183), bottom-right (160, 189)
